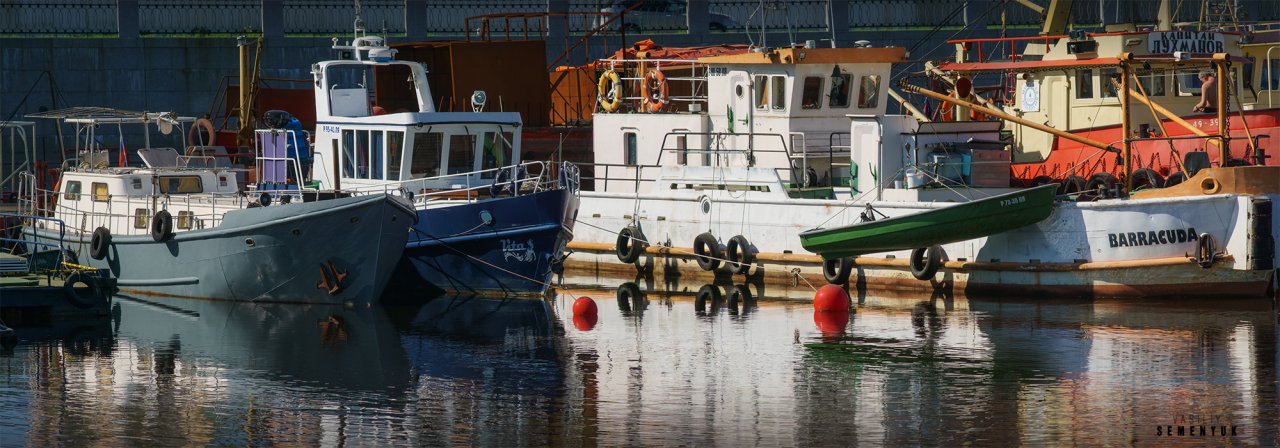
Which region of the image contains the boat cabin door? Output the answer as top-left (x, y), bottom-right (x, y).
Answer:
top-left (726, 72), bottom-right (751, 165)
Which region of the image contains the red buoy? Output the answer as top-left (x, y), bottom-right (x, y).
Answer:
top-left (573, 314), bottom-right (598, 331)
top-left (572, 296), bottom-right (598, 317)
top-left (813, 310), bottom-right (850, 336)
top-left (813, 284), bottom-right (851, 312)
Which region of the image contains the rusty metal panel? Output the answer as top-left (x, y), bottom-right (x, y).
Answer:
top-left (549, 67), bottom-right (596, 126)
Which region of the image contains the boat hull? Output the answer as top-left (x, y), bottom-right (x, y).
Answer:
top-left (1012, 109), bottom-right (1280, 183)
top-left (568, 178), bottom-right (1280, 299)
top-left (799, 185), bottom-right (1057, 259)
top-left (27, 194), bottom-right (414, 305)
top-left (385, 188), bottom-right (577, 299)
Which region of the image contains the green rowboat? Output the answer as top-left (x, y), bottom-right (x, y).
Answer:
top-left (800, 184), bottom-right (1058, 259)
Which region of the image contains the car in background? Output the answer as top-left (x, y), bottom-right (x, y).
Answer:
top-left (599, 0), bottom-right (742, 32)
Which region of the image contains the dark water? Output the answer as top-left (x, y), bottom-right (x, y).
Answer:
top-left (1, 283), bottom-right (1277, 446)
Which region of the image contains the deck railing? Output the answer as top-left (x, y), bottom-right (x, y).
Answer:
top-left (339, 160), bottom-right (579, 208)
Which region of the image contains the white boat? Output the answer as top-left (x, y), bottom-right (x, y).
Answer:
top-left (302, 22), bottom-right (580, 297)
top-left (565, 44), bottom-right (1279, 299)
top-left (19, 107), bottom-right (415, 305)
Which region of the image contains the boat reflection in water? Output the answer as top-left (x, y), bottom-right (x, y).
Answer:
top-left (2, 281), bottom-right (1277, 445)
top-left (797, 296), bottom-right (1278, 446)
top-left (2, 294), bottom-right (567, 446)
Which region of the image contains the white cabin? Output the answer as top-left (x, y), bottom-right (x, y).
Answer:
top-left (590, 46), bottom-right (905, 194)
top-left (309, 36), bottom-right (524, 195)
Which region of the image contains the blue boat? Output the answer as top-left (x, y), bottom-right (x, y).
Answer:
top-left (302, 26), bottom-right (579, 298)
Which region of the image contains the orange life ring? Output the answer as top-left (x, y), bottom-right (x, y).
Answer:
top-left (640, 69), bottom-right (669, 113)
top-left (938, 100), bottom-right (955, 121)
top-left (189, 118), bottom-right (215, 147)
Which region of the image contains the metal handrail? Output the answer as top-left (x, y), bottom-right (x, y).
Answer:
top-left (338, 160), bottom-right (579, 206)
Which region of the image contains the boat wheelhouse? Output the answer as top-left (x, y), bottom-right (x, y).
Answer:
top-left (925, 23), bottom-right (1280, 187)
top-left (307, 30), bottom-right (580, 297)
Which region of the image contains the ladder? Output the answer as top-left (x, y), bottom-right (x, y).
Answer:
top-left (1198, 0), bottom-right (1241, 31)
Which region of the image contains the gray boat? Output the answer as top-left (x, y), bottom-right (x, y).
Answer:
top-left (18, 108), bottom-right (415, 305)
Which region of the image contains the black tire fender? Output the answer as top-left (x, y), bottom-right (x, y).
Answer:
top-left (89, 227), bottom-right (111, 260)
top-left (615, 226), bottom-right (645, 264)
top-left (150, 210), bottom-right (174, 242)
top-left (823, 257), bottom-right (854, 284)
top-left (910, 246), bottom-right (944, 281)
top-left (725, 235), bottom-right (754, 274)
top-left (63, 272), bottom-right (104, 309)
top-left (692, 232), bottom-right (722, 271)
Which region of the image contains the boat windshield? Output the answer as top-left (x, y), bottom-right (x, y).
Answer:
top-left (325, 63), bottom-right (419, 117)
top-left (392, 125), bottom-right (517, 185)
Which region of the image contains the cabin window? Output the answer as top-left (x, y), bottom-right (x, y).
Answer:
top-left (1101, 69), bottom-right (1119, 98)
top-left (177, 211), bottom-right (194, 230)
top-left (63, 181), bottom-right (82, 201)
top-left (828, 73), bottom-right (852, 108)
top-left (410, 132), bottom-right (444, 179)
top-left (801, 76), bottom-right (823, 109)
top-left (369, 130), bottom-right (384, 179)
top-left (447, 134), bottom-right (477, 175)
top-left (133, 208), bottom-right (149, 229)
top-left (130, 177), bottom-right (143, 190)
top-left (624, 132), bottom-right (638, 166)
top-left (1137, 70), bottom-right (1166, 96)
top-left (1242, 58), bottom-right (1254, 92)
top-left (771, 75), bottom-right (786, 110)
top-left (91, 183), bottom-right (109, 202)
top-left (480, 131), bottom-right (514, 178)
top-left (354, 130), bottom-right (371, 179)
top-left (341, 130), bottom-right (356, 177)
top-left (158, 176), bottom-right (202, 194)
top-left (1074, 69), bottom-right (1094, 99)
top-left (1174, 70), bottom-right (1204, 97)
top-left (387, 131), bottom-right (404, 181)
top-left (754, 75), bottom-right (769, 109)
top-left (1266, 59), bottom-right (1280, 90)
top-left (857, 75), bottom-right (880, 108)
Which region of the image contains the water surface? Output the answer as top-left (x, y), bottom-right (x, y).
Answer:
top-left (1, 282), bottom-right (1276, 446)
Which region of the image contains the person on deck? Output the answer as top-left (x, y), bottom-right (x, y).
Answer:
top-left (284, 117), bottom-right (312, 183)
top-left (1192, 71), bottom-right (1218, 113)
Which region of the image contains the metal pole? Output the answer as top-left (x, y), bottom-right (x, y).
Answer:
top-left (1120, 62), bottom-right (1132, 191)
top-left (1215, 56), bottom-right (1229, 164)
top-left (900, 82), bottom-right (1115, 151)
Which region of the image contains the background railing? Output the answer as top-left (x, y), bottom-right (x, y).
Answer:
top-left (713, 0), bottom-right (828, 32)
top-left (2, 1), bottom-right (1279, 38)
top-left (283, 0), bottom-right (405, 35)
top-left (0, 0), bottom-right (117, 36)
top-left (425, 1), bottom-right (546, 36)
top-left (138, 0), bottom-right (262, 35)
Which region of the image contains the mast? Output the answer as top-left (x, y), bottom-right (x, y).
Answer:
top-left (1215, 54), bottom-right (1229, 164)
top-left (1120, 61), bottom-right (1132, 190)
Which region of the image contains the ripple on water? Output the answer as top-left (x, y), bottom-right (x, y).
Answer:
top-left (0, 290), bottom-right (1275, 445)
